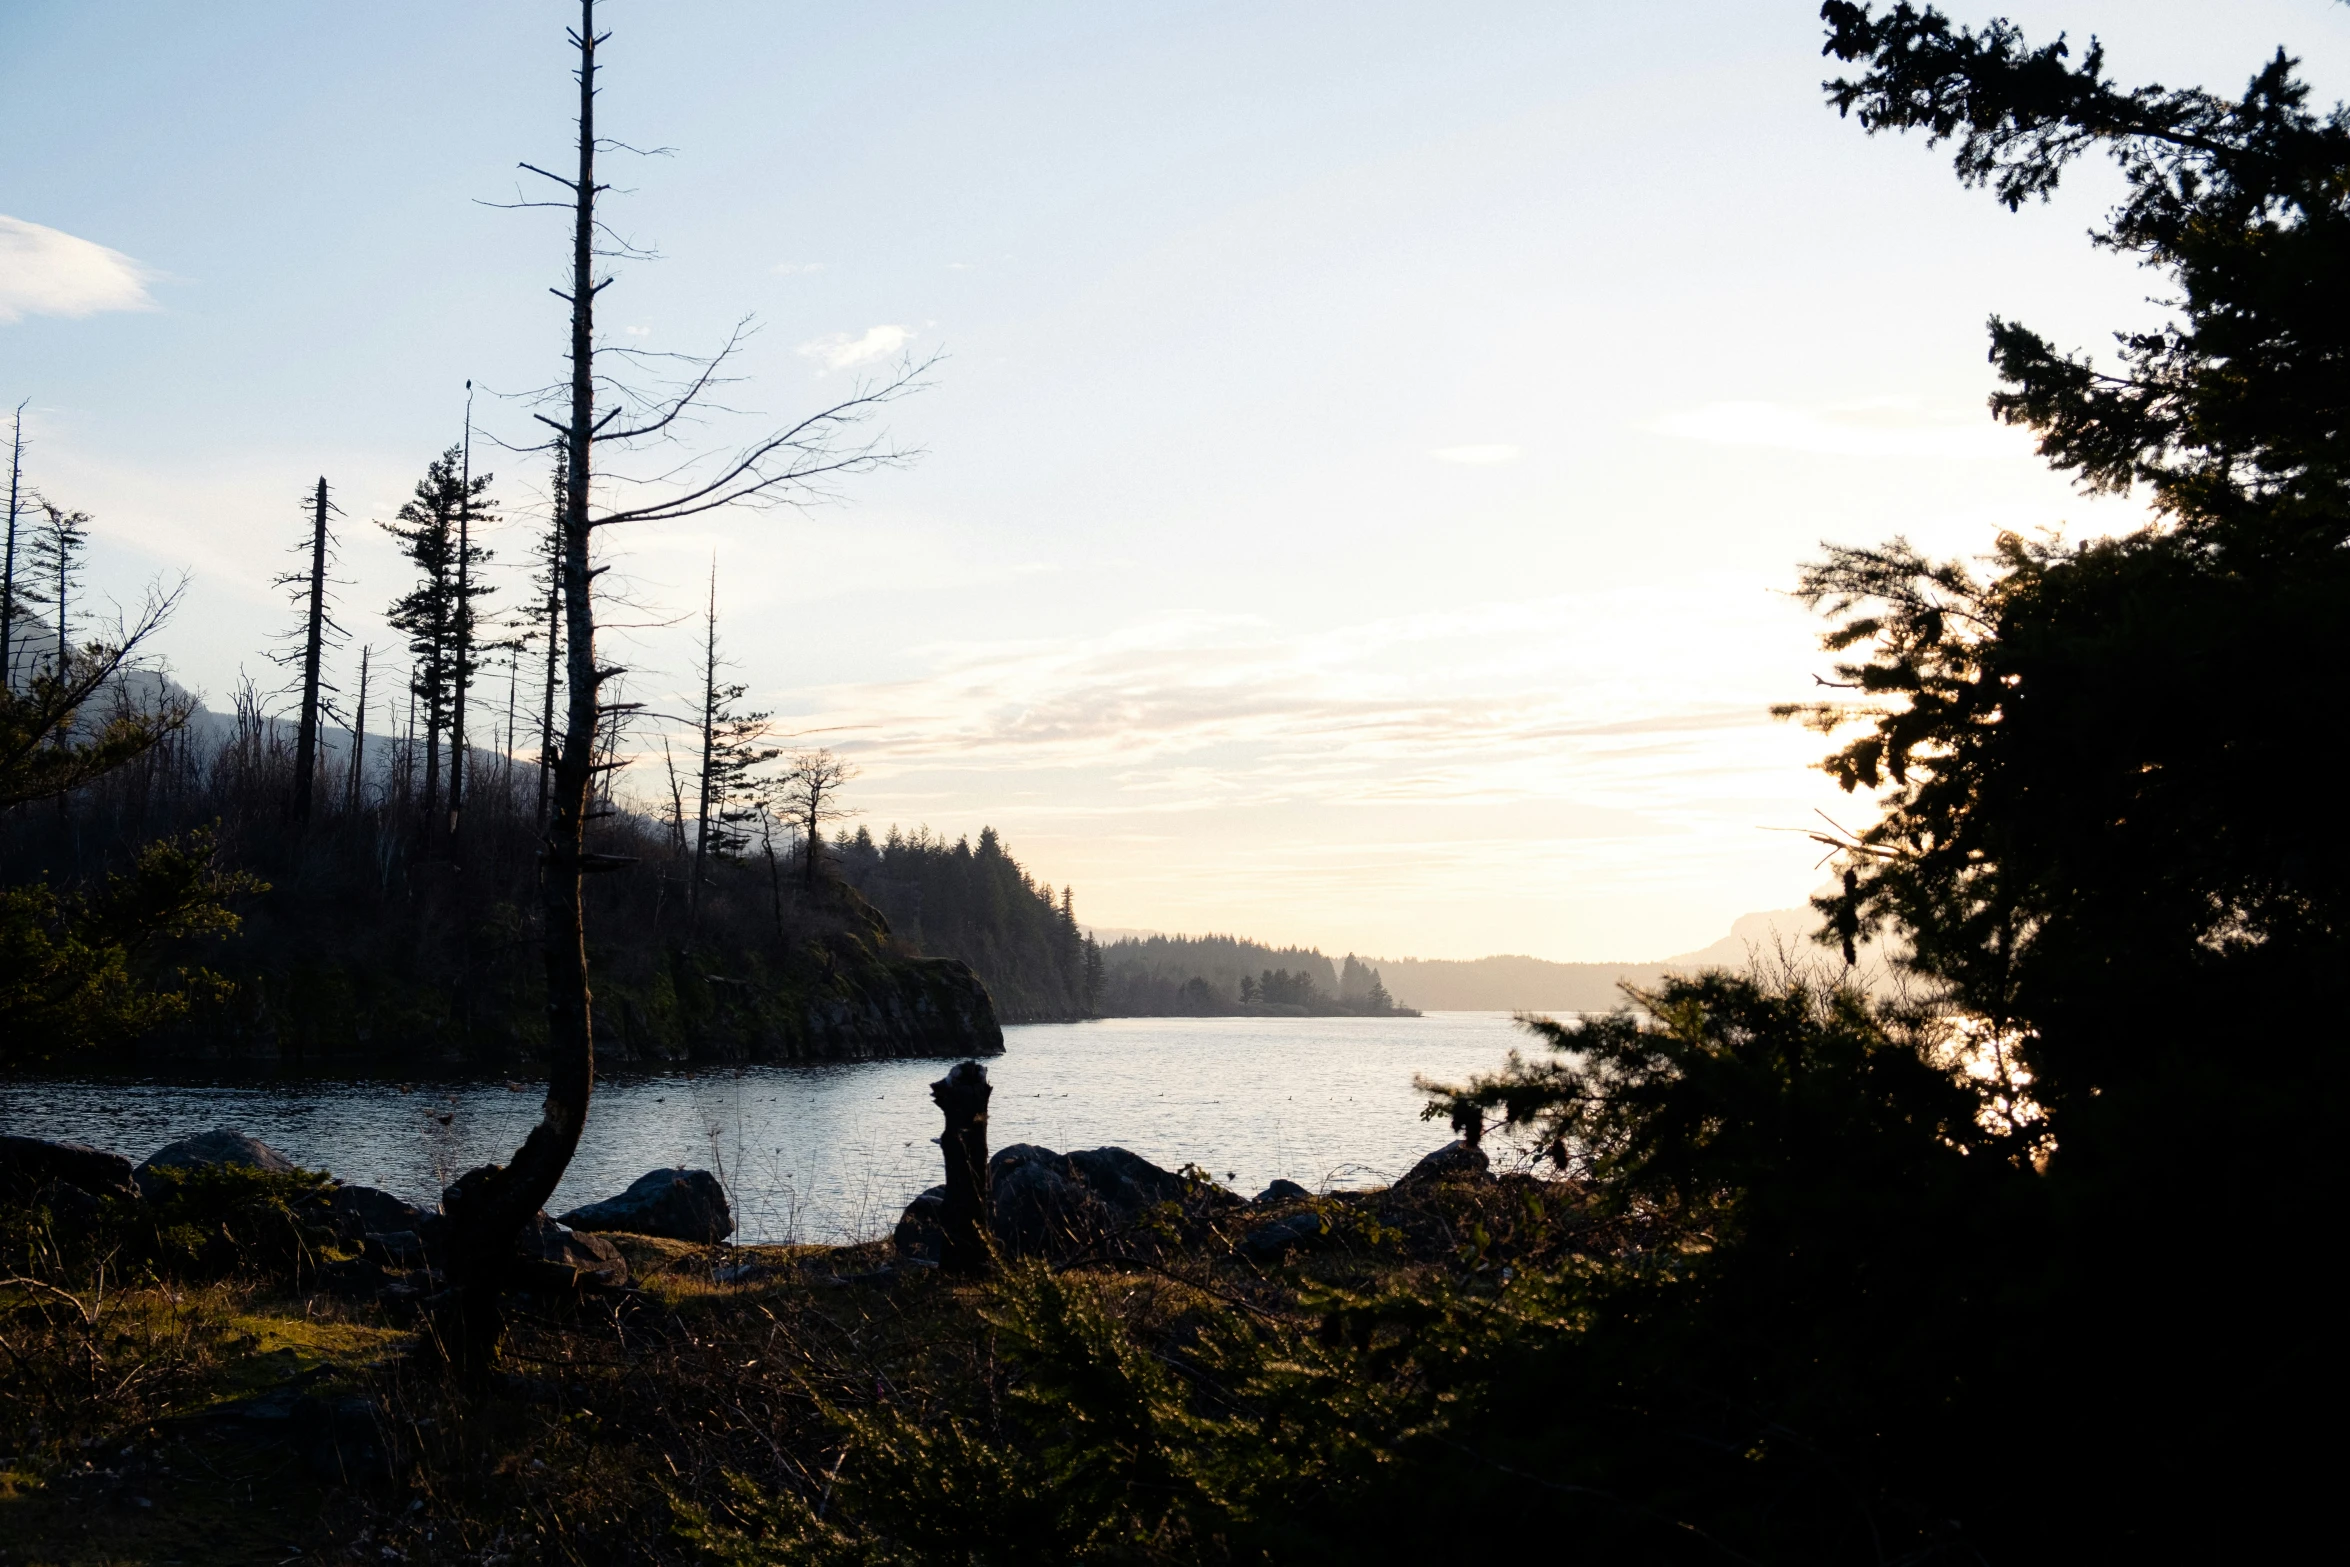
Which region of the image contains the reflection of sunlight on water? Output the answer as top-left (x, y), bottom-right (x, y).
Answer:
top-left (0, 1014), bottom-right (1536, 1244)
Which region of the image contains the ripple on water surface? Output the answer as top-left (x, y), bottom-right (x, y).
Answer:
top-left (0, 1012), bottom-right (1541, 1245)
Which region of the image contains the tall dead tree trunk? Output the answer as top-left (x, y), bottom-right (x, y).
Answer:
top-left (438, 0), bottom-right (607, 1381)
top-left (290, 477), bottom-right (331, 823)
top-left (535, 455), bottom-right (564, 828)
top-left (346, 645), bottom-right (371, 816)
top-left (689, 566), bottom-right (719, 931)
top-left (434, 0), bottom-right (927, 1380)
top-left (2, 401), bottom-right (24, 692)
top-left (932, 1061), bottom-right (995, 1276)
top-left (449, 385), bottom-right (477, 849)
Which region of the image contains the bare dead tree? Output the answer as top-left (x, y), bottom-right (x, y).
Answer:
top-left (777, 747), bottom-right (859, 888)
top-left (448, 382), bottom-right (485, 847)
top-left (436, 0), bottom-right (930, 1379)
top-left (2, 401), bottom-right (25, 691)
top-left (283, 477), bottom-right (342, 823)
top-left (534, 452), bottom-right (565, 827)
top-left (345, 644), bottom-right (373, 816)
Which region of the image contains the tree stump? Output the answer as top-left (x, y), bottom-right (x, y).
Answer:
top-left (931, 1060), bottom-right (994, 1276)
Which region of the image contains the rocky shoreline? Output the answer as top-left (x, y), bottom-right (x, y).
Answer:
top-left (2, 1063), bottom-right (1491, 1310)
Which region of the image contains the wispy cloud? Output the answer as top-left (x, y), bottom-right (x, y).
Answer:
top-left (796, 323), bottom-right (913, 370)
top-left (1430, 443), bottom-right (1520, 465)
top-left (771, 261), bottom-right (826, 275)
top-left (0, 215), bottom-right (156, 324)
top-left (1648, 399), bottom-right (2027, 459)
top-left (760, 593), bottom-right (1820, 822)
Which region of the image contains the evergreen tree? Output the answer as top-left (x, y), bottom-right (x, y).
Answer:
top-left (23, 502), bottom-right (90, 676)
top-left (833, 823), bottom-right (1094, 1020)
top-left (687, 568), bottom-right (778, 927)
top-left (381, 447), bottom-right (494, 843)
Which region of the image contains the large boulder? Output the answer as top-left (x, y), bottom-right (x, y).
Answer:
top-left (1236, 1208), bottom-right (1333, 1262)
top-left (893, 1185), bottom-right (948, 1262)
top-left (559, 1167), bottom-right (734, 1244)
top-left (514, 1211), bottom-right (629, 1291)
top-left (894, 1144), bottom-right (1206, 1263)
top-left (134, 1129), bottom-right (296, 1198)
top-left (984, 1144), bottom-right (1193, 1259)
top-left (304, 1183), bottom-right (431, 1240)
top-left (1065, 1147), bottom-right (1189, 1212)
top-left (1398, 1139), bottom-right (1490, 1185)
top-left (988, 1144), bottom-right (1103, 1257)
top-left (1253, 1177), bottom-right (1312, 1205)
top-left (0, 1134), bottom-right (139, 1200)
top-left (296, 1184), bottom-right (443, 1271)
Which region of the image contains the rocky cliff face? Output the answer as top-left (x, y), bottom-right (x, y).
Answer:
top-left (595, 880), bottom-right (1003, 1064)
top-left (597, 948), bottom-right (1002, 1064)
top-left (141, 877), bottom-right (1004, 1066)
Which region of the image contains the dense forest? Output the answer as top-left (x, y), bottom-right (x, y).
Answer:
top-left (832, 825), bottom-right (1100, 1022)
top-left (1092, 933), bottom-right (1414, 1016)
top-left (0, 670), bottom-right (997, 1065)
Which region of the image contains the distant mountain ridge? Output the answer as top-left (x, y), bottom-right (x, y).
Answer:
top-left (1087, 907), bottom-right (1884, 1015)
top-left (1365, 909), bottom-right (1841, 1013)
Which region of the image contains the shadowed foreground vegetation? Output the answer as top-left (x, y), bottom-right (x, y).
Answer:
top-left (3, 955), bottom-right (2301, 1564)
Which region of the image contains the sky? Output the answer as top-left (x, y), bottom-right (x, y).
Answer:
top-left (6, 1), bottom-right (2346, 962)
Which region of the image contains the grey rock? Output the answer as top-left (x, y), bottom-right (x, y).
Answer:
top-left (983, 1144), bottom-right (1197, 1258)
top-left (0, 1134), bottom-right (139, 1200)
top-left (1253, 1178), bottom-right (1312, 1205)
top-left (1237, 1209), bottom-right (1333, 1261)
top-left (1399, 1139), bottom-right (1490, 1185)
top-left (322, 1184), bottom-right (429, 1237)
top-left (988, 1144), bottom-right (1105, 1257)
top-left (134, 1129), bottom-right (295, 1197)
top-left (558, 1166), bottom-right (734, 1244)
top-left (514, 1211), bottom-right (630, 1290)
top-left (893, 1184), bottom-right (947, 1262)
top-left (1065, 1147), bottom-right (1187, 1214)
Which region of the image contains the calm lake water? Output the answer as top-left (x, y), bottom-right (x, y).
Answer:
top-left (0, 1013), bottom-right (1546, 1244)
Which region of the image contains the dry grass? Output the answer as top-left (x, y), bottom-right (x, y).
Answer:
top-left (0, 1175), bottom-right (1584, 1565)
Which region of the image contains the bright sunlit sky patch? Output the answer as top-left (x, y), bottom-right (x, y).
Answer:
top-left (6, 1), bottom-right (2344, 960)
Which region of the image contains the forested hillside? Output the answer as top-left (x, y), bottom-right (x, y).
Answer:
top-left (0, 693), bottom-right (998, 1065)
top-left (832, 825), bottom-right (1099, 1022)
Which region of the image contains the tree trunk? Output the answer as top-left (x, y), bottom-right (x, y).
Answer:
top-left (291, 477), bottom-right (330, 823)
top-left (536, 468), bottom-right (562, 827)
top-left (449, 391), bottom-right (475, 848)
top-left (437, 0), bottom-right (604, 1382)
top-left (3, 403), bottom-right (24, 692)
top-left (690, 577), bottom-right (718, 932)
top-left (932, 1061), bottom-right (994, 1276)
top-left (347, 645), bottom-right (371, 816)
